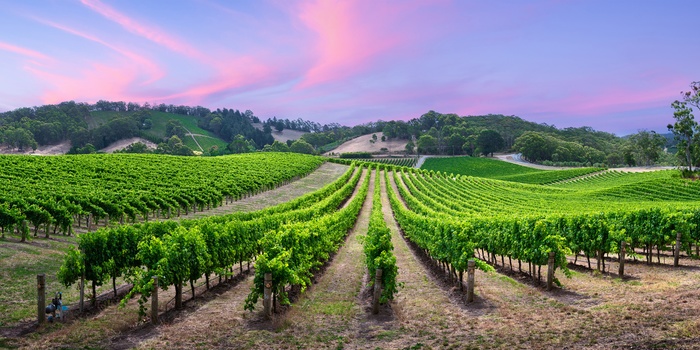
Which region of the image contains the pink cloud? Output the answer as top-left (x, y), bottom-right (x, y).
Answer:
top-left (159, 56), bottom-right (277, 105)
top-left (80, 0), bottom-right (203, 61)
top-left (0, 41), bottom-right (50, 61)
top-left (35, 19), bottom-right (165, 84)
top-left (26, 61), bottom-right (140, 104)
top-left (295, 0), bottom-right (443, 89)
top-left (530, 78), bottom-right (686, 117)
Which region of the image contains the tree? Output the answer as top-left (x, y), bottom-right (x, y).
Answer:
top-left (668, 82), bottom-right (700, 172)
top-left (166, 120), bottom-right (187, 140)
top-left (513, 131), bottom-right (557, 162)
top-left (629, 130), bottom-right (666, 166)
top-left (156, 136), bottom-right (194, 156)
top-left (476, 130), bottom-right (504, 157)
top-left (5, 127), bottom-right (37, 151)
top-left (462, 134), bottom-right (478, 156)
top-left (275, 120), bottom-right (285, 133)
top-left (289, 139), bottom-right (315, 154)
top-left (228, 134), bottom-right (253, 154)
top-left (405, 140), bottom-right (415, 154)
top-left (263, 124), bottom-right (272, 134)
top-left (270, 140), bottom-right (290, 152)
top-left (416, 135), bottom-right (437, 154)
top-left (446, 133), bottom-right (466, 155)
top-left (622, 146), bottom-right (636, 167)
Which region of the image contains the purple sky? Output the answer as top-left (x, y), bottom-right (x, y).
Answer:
top-left (0, 0), bottom-right (697, 135)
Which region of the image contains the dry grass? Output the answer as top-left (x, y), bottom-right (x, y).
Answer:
top-left (386, 171), bottom-right (700, 349)
top-left (0, 163), bottom-right (349, 348)
top-left (8, 165), bottom-right (700, 349)
top-left (326, 132), bottom-right (408, 156)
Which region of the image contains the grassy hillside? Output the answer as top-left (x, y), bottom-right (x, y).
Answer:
top-left (89, 111), bottom-right (229, 151)
top-left (422, 156), bottom-right (540, 177)
top-left (421, 156), bottom-right (601, 184)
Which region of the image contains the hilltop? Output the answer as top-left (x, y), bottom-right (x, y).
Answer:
top-left (252, 123), bottom-right (307, 143)
top-left (325, 132), bottom-right (408, 155)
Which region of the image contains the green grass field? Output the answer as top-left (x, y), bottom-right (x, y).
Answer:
top-left (420, 156), bottom-right (601, 184)
top-left (0, 235), bottom-right (119, 327)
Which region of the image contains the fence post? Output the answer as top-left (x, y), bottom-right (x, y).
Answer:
top-left (151, 276), bottom-right (159, 325)
top-left (79, 273), bottom-right (85, 313)
top-left (372, 269), bottom-right (383, 315)
top-left (466, 260), bottom-right (475, 303)
top-left (37, 274), bottom-right (46, 325)
top-left (674, 232), bottom-right (682, 267)
top-left (263, 273), bottom-right (272, 319)
top-left (618, 242), bottom-right (626, 277)
top-left (547, 252), bottom-right (555, 291)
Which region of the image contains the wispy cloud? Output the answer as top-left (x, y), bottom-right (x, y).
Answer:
top-left (27, 60), bottom-right (140, 105)
top-left (80, 0), bottom-right (203, 61)
top-left (0, 41), bottom-right (51, 61)
top-left (295, 0), bottom-right (439, 88)
top-left (34, 18), bottom-right (165, 84)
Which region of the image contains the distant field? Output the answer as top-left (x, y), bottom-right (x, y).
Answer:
top-left (421, 156), bottom-right (540, 177)
top-left (420, 156), bottom-right (601, 184)
top-left (89, 111), bottom-right (228, 151)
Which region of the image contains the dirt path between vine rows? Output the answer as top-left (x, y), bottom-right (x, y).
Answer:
top-left (246, 169), bottom-right (376, 348)
top-left (375, 171), bottom-right (475, 348)
top-left (386, 168), bottom-right (700, 349)
top-left (130, 168), bottom-right (373, 349)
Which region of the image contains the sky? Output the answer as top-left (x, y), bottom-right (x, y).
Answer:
top-left (0, 0), bottom-right (697, 135)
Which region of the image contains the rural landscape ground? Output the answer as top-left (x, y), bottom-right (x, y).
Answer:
top-left (2, 155), bottom-right (700, 350)
top-left (1, 2), bottom-right (698, 348)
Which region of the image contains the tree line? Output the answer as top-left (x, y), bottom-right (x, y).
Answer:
top-left (1, 94), bottom-right (691, 166)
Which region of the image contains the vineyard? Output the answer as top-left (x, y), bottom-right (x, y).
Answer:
top-left (0, 153), bottom-right (323, 239)
top-left (420, 156), bottom-right (603, 184)
top-left (3, 155), bottom-right (700, 349)
top-left (355, 157), bottom-right (418, 168)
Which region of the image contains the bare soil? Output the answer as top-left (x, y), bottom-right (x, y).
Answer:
top-left (325, 132), bottom-right (408, 156)
top-left (388, 168), bottom-right (700, 349)
top-left (133, 169), bottom-right (375, 349)
top-left (252, 123), bottom-right (307, 143)
top-left (100, 137), bottom-right (157, 153)
top-left (8, 165), bottom-right (700, 349)
top-left (0, 140), bottom-right (72, 155)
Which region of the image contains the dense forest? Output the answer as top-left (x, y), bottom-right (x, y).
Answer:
top-left (0, 100), bottom-right (682, 167)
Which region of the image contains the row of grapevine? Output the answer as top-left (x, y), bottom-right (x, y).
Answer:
top-left (392, 167), bottom-right (700, 281)
top-left (362, 169), bottom-right (398, 304)
top-left (495, 167), bottom-right (602, 185)
top-left (329, 158), bottom-right (420, 169)
top-left (245, 166), bottom-right (371, 311)
top-left (387, 170), bottom-right (566, 285)
top-left (58, 164), bottom-right (362, 314)
top-left (0, 153), bottom-right (323, 239)
top-left (355, 158), bottom-right (418, 168)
